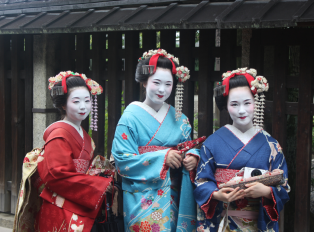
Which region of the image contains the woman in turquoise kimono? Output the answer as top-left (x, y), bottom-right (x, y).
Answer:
top-left (112, 49), bottom-right (202, 232)
top-left (194, 68), bottom-right (290, 232)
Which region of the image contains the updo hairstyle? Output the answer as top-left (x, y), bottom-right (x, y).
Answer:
top-left (51, 76), bottom-right (90, 118)
top-left (215, 75), bottom-right (252, 111)
top-left (135, 56), bottom-right (179, 84)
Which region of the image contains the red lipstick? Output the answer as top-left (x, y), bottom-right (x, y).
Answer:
top-left (239, 116), bottom-right (246, 119)
top-left (79, 113), bottom-right (86, 115)
top-left (157, 95), bottom-right (164, 98)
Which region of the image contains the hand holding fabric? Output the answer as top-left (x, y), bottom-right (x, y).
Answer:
top-left (165, 150), bottom-right (182, 169)
top-left (183, 154), bottom-right (198, 171)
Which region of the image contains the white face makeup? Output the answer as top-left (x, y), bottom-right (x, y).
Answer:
top-left (227, 86), bottom-right (254, 133)
top-left (63, 87), bottom-right (91, 127)
top-left (143, 68), bottom-right (173, 111)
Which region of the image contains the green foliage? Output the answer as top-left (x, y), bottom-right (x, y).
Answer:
top-left (156, 31), bottom-right (160, 48)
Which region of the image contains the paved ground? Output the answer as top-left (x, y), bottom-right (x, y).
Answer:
top-left (0, 227), bottom-right (12, 232)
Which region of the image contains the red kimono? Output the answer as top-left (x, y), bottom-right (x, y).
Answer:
top-left (34, 122), bottom-right (111, 232)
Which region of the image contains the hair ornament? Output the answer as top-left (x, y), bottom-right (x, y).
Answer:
top-left (48, 71), bottom-right (103, 131)
top-left (138, 49), bottom-right (190, 121)
top-left (217, 67), bottom-right (269, 129)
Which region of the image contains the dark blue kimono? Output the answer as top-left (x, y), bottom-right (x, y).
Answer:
top-left (193, 126), bottom-right (290, 232)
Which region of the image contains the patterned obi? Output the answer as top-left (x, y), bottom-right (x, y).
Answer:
top-left (138, 145), bottom-right (170, 155)
top-left (215, 168), bottom-right (259, 222)
top-left (214, 168), bottom-right (243, 185)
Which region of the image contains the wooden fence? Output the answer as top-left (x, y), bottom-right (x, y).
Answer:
top-left (0, 28), bottom-right (313, 231)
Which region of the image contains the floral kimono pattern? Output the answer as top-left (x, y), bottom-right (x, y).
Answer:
top-left (14, 122), bottom-right (113, 232)
top-left (112, 102), bottom-right (200, 232)
top-left (194, 126), bottom-right (290, 232)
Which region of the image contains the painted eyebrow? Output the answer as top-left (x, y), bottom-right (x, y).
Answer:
top-left (71, 96), bottom-right (90, 99)
top-left (152, 78), bottom-right (173, 82)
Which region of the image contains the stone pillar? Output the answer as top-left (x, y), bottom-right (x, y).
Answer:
top-left (242, 29), bottom-right (252, 67)
top-left (33, 34), bottom-right (59, 148)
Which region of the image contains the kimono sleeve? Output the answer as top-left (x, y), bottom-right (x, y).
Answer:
top-left (112, 124), bottom-right (171, 181)
top-left (193, 144), bottom-right (221, 220)
top-left (38, 137), bottom-right (110, 210)
top-left (258, 141), bottom-right (290, 228)
top-left (181, 121), bottom-right (201, 183)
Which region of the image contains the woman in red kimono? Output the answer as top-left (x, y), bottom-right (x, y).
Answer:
top-left (27, 71), bottom-right (112, 232)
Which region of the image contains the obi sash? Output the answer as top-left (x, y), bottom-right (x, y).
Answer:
top-left (214, 168), bottom-right (259, 221)
top-left (138, 146), bottom-right (170, 154)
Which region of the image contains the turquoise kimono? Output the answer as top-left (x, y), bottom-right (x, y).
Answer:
top-left (112, 101), bottom-right (200, 232)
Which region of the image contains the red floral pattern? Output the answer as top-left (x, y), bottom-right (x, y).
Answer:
top-left (122, 133), bottom-right (128, 140)
top-left (73, 159), bottom-right (90, 174)
top-left (132, 224), bottom-right (140, 232)
top-left (140, 221), bottom-right (151, 232)
top-left (138, 146), bottom-right (169, 155)
top-left (157, 189), bottom-right (164, 196)
top-left (214, 168), bottom-right (243, 185)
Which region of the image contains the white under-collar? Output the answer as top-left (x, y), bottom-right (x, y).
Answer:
top-left (225, 124), bottom-right (259, 144)
top-left (131, 101), bottom-right (170, 123)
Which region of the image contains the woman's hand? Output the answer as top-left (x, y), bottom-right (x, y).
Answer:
top-left (165, 150), bottom-right (182, 169)
top-left (212, 187), bottom-right (245, 202)
top-left (183, 155), bottom-right (198, 171)
top-left (244, 182), bottom-right (272, 199)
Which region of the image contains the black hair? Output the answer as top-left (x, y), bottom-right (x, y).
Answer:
top-left (50, 76), bottom-right (90, 118)
top-left (215, 75), bottom-right (252, 111)
top-left (135, 56), bottom-right (179, 83)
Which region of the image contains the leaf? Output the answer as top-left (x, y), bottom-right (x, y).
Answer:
top-left (269, 142), bottom-right (278, 163)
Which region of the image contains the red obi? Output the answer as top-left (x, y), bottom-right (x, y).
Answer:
top-left (214, 168), bottom-right (243, 185)
top-left (138, 145), bottom-right (170, 154)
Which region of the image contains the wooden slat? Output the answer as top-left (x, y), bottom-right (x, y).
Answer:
top-left (124, 31), bottom-right (140, 107)
top-left (0, 35), bottom-right (11, 213)
top-left (10, 35), bottom-right (25, 213)
top-left (179, 30), bottom-right (195, 137)
top-left (60, 34), bottom-right (75, 71)
top-left (24, 35), bottom-right (33, 153)
top-left (66, 9), bottom-right (95, 28)
top-left (91, 32), bottom-right (106, 156)
top-left (160, 30), bottom-right (176, 106)
top-left (272, 43), bottom-right (288, 232)
top-left (252, 0), bottom-right (279, 23)
top-left (148, 3), bottom-right (177, 23)
top-left (107, 31), bottom-right (122, 157)
top-left (219, 29), bottom-right (237, 127)
top-left (272, 44), bottom-right (288, 155)
top-left (140, 31), bottom-right (156, 101)
top-left (294, 43), bottom-right (313, 232)
top-left (76, 33), bottom-right (90, 132)
top-left (198, 29), bottom-right (215, 137)
top-left (249, 30), bottom-right (264, 74)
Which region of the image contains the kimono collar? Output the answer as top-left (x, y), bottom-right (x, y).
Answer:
top-left (215, 126), bottom-right (264, 152)
top-left (224, 125), bottom-right (257, 144)
top-left (131, 101), bottom-right (170, 123)
top-left (43, 121), bottom-right (87, 145)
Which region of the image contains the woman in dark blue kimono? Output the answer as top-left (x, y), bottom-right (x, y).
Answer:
top-left (193, 68), bottom-right (290, 232)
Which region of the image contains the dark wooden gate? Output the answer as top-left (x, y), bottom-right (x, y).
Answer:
top-left (0, 28), bottom-right (313, 231)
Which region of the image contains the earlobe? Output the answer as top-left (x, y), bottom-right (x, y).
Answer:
top-left (143, 82), bottom-right (147, 88)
